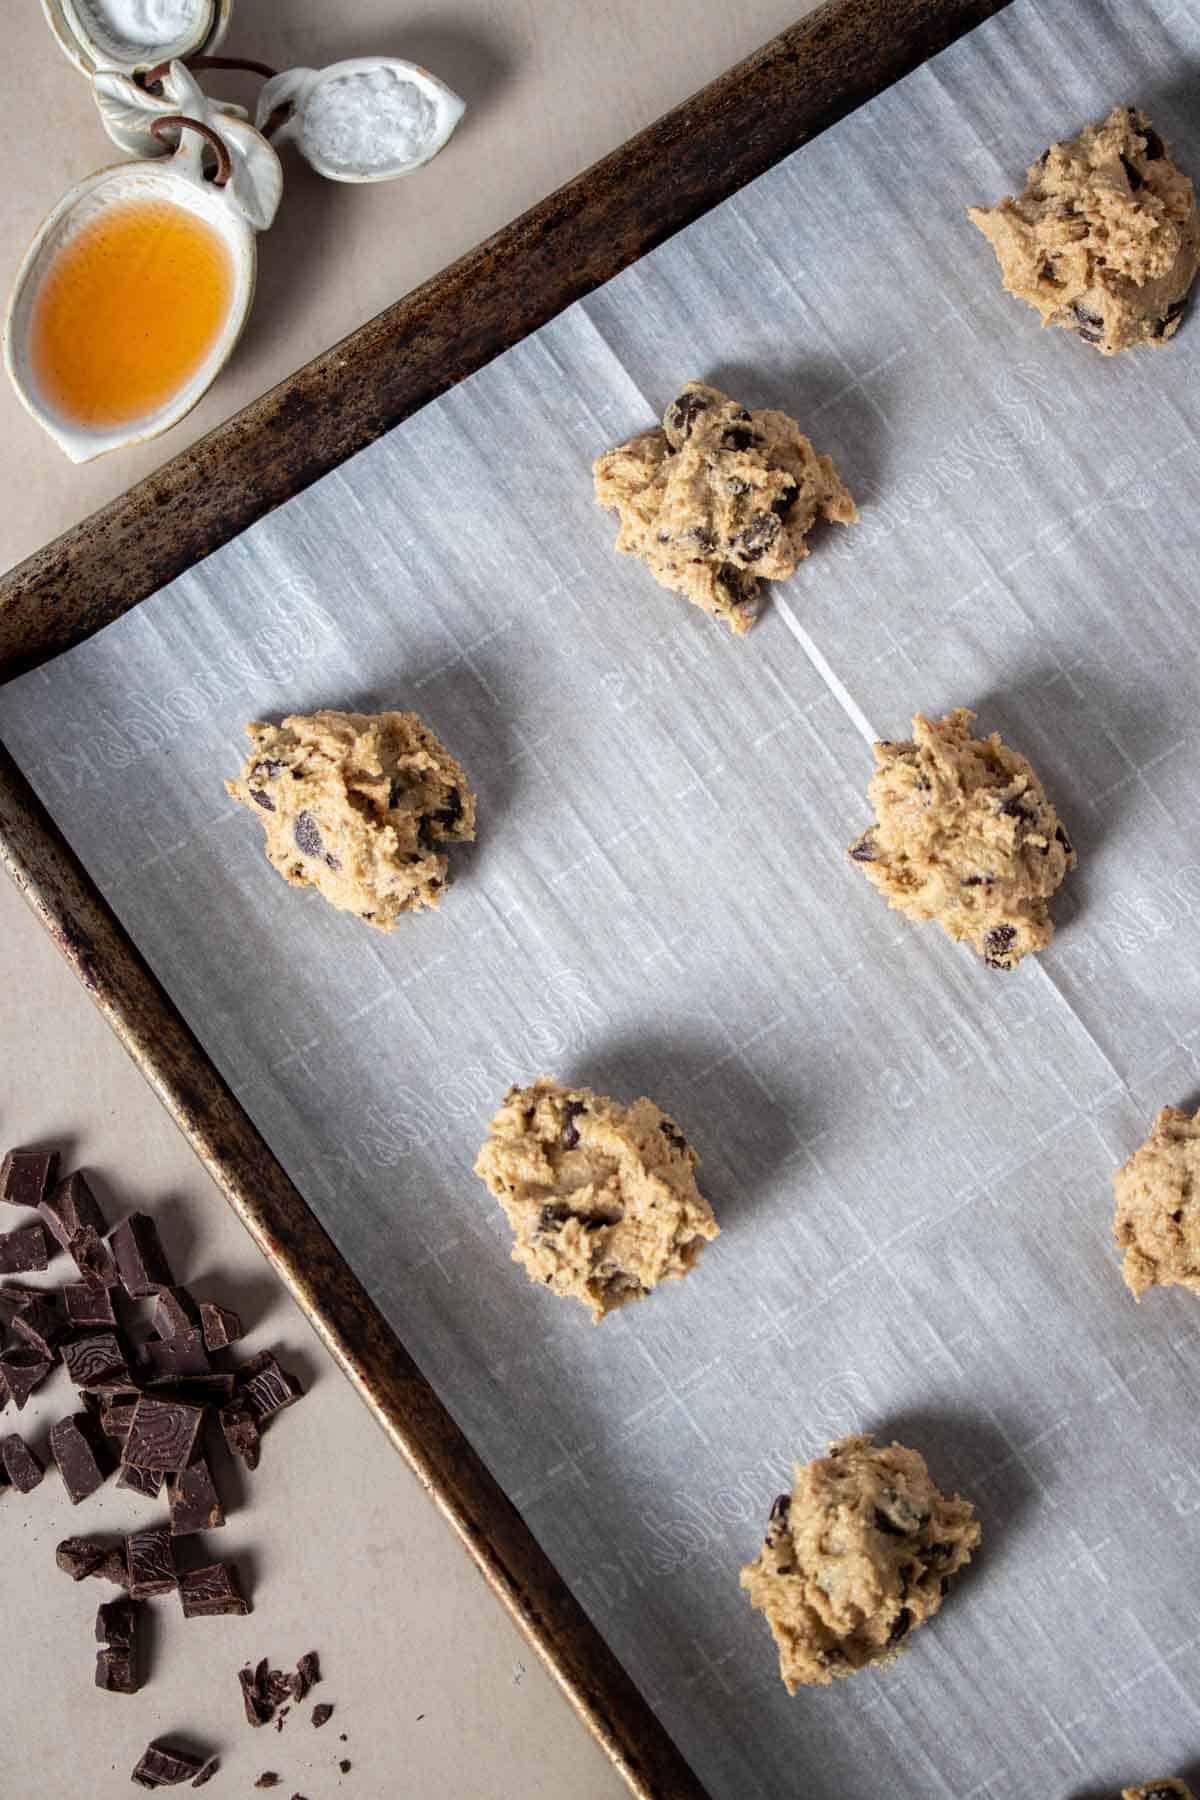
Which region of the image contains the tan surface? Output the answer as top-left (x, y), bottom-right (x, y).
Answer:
top-left (1, 0), bottom-right (810, 577)
top-left (1, 2), bottom-right (818, 1795)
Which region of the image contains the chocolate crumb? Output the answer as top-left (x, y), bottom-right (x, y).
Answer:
top-left (255, 1777), bottom-right (282, 1791)
top-left (312, 1702), bottom-right (334, 1728)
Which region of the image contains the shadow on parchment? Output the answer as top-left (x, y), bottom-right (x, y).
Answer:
top-left (702, 357), bottom-right (889, 502)
top-left (559, 1026), bottom-right (818, 1232)
top-left (867, 1402), bottom-right (1039, 1573)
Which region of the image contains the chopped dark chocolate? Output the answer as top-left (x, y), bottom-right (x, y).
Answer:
top-left (339, 1760), bottom-right (351, 1774)
top-left (67, 1224), bottom-right (118, 1286)
top-left (100, 1393), bottom-right (141, 1441)
top-left (237, 1349), bottom-right (303, 1424)
top-left (117, 1461), bottom-right (164, 1499)
top-left (141, 1330), bottom-right (212, 1382)
top-left (124, 1395), bottom-right (205, 1471)
top-left (38, 1170), bottom-right (107, 1250)
top-left (292, 1649), bottom-right (320, 1700)
top-left (179, 1560), bottom-right (249, 1617)
top-left (96, 1647), bottom-right (139, 1693)
top-left (9, 1291), bottom-right (67, 1357)
top-left (220, 1399), bottom-right (261, 1470)
top-left (311, 1702), bottom-right (334, 1728)
top-left (199, 1301), bottom-right (243, 1351)
top-left (57, 1534), bottom-right (130, 1584)
top-left (0, 1346), bottom-right (53, 1409)
top-left (63, 1280), bottom-right (118, 1328)
top-left (239, 1661), bottom-right (273, 1726)
top-left (131, 1742), bottom-right (209, 1788)
top-left (96, 1594), bottom-right (141, 1650)
top-left (1, 1432), bottom-right (45, 1492)
top-left (63, 1330), bottom-right (132, 1390)
top-left (255, 1777), bottom-right (282, 1790)
top-left (127, 1525), bottom-right (177, 1598)
top-left (0, 1146), bottom-right (59, 1209)
top-left (111, 1213), bottom-right (174, 1297)
top-left (168, 1458), bottom-right (224, 1535)
top-left (191, 1760), bottom-right (220, 1789)
top-left (152, 1286), bottom-right (201, 1338)
top-left (0, 1222), bottom-right (49, 1274)
top-left (49, 1412), bottom-right (112, 1502)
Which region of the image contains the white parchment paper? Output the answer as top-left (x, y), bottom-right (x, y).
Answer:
top-left (5, 1), bottom-right (1200, 1792)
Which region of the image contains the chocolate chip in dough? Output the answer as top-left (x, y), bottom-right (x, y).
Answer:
top-left (293, 811), bottom-right (324, 859)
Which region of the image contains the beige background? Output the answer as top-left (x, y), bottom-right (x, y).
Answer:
top-left (1, 3), bottom-right (813, 1795)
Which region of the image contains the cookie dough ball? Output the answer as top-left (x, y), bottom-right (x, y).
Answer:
top-left (473, 1076), bottom-right (719, 1321)
top-left (1113, 1105), bottom-right (1200, 1301)
top-left (226, 709), bottom-right (475, 929)
top-left (1122, 1782), bottom-right (1195, 1800)
top-left (740, 1434), bottom-right (981, 1692)
top-left (969, 106), bottom-right (1199, 355)
top-left (848, 708), bottom-right (1076, 970)
top-left (593, 380), bottom-right (856, 634)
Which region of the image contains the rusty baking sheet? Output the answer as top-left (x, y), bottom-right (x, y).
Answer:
top-left (0, 3), bottom-right (1011, 1794)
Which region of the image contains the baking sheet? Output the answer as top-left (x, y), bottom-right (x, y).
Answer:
top-left (5, 0), bottom-right (1200, 1792)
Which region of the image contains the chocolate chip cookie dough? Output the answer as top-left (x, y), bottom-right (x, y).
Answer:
top-left (226, 709), bottom-right (475, 929)
top-left (848, 709), bottom-right (1076, 970)
top-left (473, 1077), bottom-right (719, 1321)
top-left (1122, 1782), bottom-right (1195, 1800)
top-left (593, 380), bottom-right (857, 634)
top-left (740, 1434), bottom-right (980, 1692)
top-left (1112, 1105), bottom-right (1200, 1301)
top-left (969, 106), bottom-right (1199, 354)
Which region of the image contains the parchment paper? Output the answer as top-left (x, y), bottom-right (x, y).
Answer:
top-left (5, 2), bottom-right (1200, 1792)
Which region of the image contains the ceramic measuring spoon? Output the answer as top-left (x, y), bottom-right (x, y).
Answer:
top-left (257, 57), bottom-right (465, 183)
top-left (4, 95), bottom-right (281, 462)
top-left (40, 0), bottom-right (231, 78)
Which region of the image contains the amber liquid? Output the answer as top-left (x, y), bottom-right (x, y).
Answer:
top-left (31, 196), bottom-right (233, 430)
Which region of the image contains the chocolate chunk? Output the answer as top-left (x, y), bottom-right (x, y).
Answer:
top-left (849, 835), bottom-right (876, 862)
top-left (886, 1605), bottom-right (913, 1645)
top-left (199, 1302), bottom-right (242, 1352)
top-left (141, 1331), bottom-right (212, 1382)
top-left (731, 511), bottom-right (782, 562)
top-left (664, 390), bottom-right (712, 440)
top-left (961, 874), bottom-right (985, 887)
top-left (191, 1761), bottom-right (220, 1790)
top-left (983, 923), bottom-right (1018, 968)
top-left (38, 1171), bottom-right (107, 1250)
top-left (220, 1399), bottom-right (261, 1470)
top-left (63, 1280), bottom-right (117, 1328)
top-left (293, 811), bottom-right (324, 858)
top-left (771, 480), bottom-right (800, 518)
top-left (111, 1213), bottom-right (174, 1297)
top-left (68, 1224), bottom-right (119, 1286)
top-left (239, 1662), bottom-right (273, 1726)
top-left (998, 794), bottom-right (1030, 820)
top-left (250, 788), bottom-right (276, 811)
top-left (125, 1395), bottom-right (205, 1471)
top-left (237, 1350), bottom-right (303, 1424)
top-left (131, 1742), bottom-right (208, 1787)
top-left (0, 1347), bottom-right (51, 1409)
top-left (149, 1372), bottom-right (236, 1406)
top-left (127, 1525), bottom-right (177, 1598)
top-left (0, 1147), bottom-right (59, 1209)
top-left (96, 1595), bottom-right (140, 1650)
top-left (560, 1101), bottom-right (586, 1151)
top-left (660, 1120), bottom-right (688, 1152)
top-left (57, 1534), bottom-right (130, 1584)
top-left (926, 1540), bottom-right (953, 1563)
top-left (10, 1291), bottom-right (67, 1357)
top-left (168, 1458), bottom-right (224, 1535)
top-left (1, 1432), bottom-right (45, 1492)
top-left (0, 1222), bottom-right (49, 1274)
top-left (1071, 301), bottom-right (1105, 343)
top-left (96, 1647), bottom-right (139, 1693)
top-left (311, 1702), bottom-right (334, 1728)
top-left (722, 424), bottom-right (759, 451)
top-left (252, 759), bottom-right (284, 783)
top-left (432, 788), bottom-right (464, 832)
top-left (100, 1394), bottom-right (141, 1441)
top-left (179, 1560), bottom-right (249, 1617)
top-left (1054, 824), bottom-right (1073, 855)
top-left (873, 1506), bottom-right (911, 1537)
top-left (64, 1330), bottom-right (132, 1390)
top-left (294, 1650), bottom-right (321, 1696)
top-left (117, 1462), bottom-right (164, 1499)
top-left (1121, 153), bottom-right (1145, 189)
top-left (153, 1286), bottom-right (201, 1338)
top-left (50, 1411), bottom-right (113, 1502)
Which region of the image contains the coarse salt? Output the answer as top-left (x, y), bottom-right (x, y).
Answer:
top-left (302, 69), bottom-right (439, 175)
top-left (74, 0), bottom-right (205, 53)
